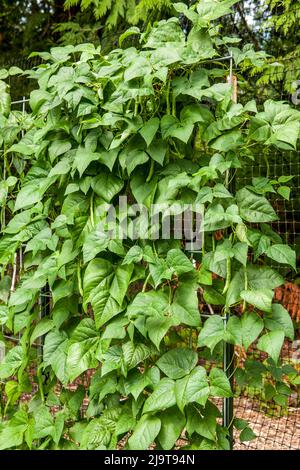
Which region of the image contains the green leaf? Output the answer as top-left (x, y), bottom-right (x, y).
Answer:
top-left (156, 348), bottom-right (198, 379)
top-left (197, 315), bottom-right (224, 352)
top-left (102, 316), bottom-right (128, 340)
top-left (14, 182), bottom-right (43, 211)
top-left (198, 265), bottom-right (212, 285)
top-left (203, 287), bottom-right (225, 305)
top-left (122, 342), bottom-right (152, 370)
top-left (127, 290), bottom-right (169, 320)
top-left (43, 329), bottom-right (68, 383)
top-left (175, 366), bottom-right (210, 412)
top-left (240, 288), bottom-right (273, 313)
top-left (128, 415), bottom-right (161, 450)
top-left (119, 26), bottom-right (140, 47)
top-left (266, 244), bottom-right (296, 270)
top-left (265, 304), bottom-right (294, 340)
top-left (211, 130), bottom-right (243, 152)
top-left (227, 312), bottom-right (264, 350)
top-left (73, 147), bottom-right (101, 177)
top-left (110, 264), bottom-right (133, 305)
top-left (209, 368), bottom-right (232, 397)
top-left (91, 172), bottom-right (123, 202)
top-left (232, 242), bottom-right (248, 266)
top-left (83, 258), bottom-right (113, 305)
top-left (186, 402), bottom-right (218, 440)
top-left (124, 370), bottom-right (152, 401)
top-left (0, 346), bottom-right (23, 379)
top-left (33, 405), bottom-right (54, 439)
top-left (236, 188), bottom-right (278, 223)
top-left (240, 427), bottom-right (257, 442)
top-left (166, 249), bottom-right (194, 275)
top-left (277, 186), bottom-right (290, 200)
top-left (226, 265), bottom-right (283, 307)
top-left (80, 418), bottom-right (111, 449)
top-left (101, 346), bottom-right (123, 377)
top-left (172, 281), bottom-right (201, 327)
top-left (48, 140), bottom-right (72, 163)
top-left (124, 56), bottom-right (152, 81)
top-left (66, 319), bottom-right (99, 382)
top-left (119, 147), bottom-right (149, 176)
top-left (147, 139), bottom-right (167, 165)
top-left (122, 245), bottom-right (143, 265)
top-left (161, 115), bottom-right (193, 143)
top-left (257, 330), bottom-right (285, 363)
top-left (0, 80), bottom-right (11, 116)
top-left (143, 378), bottom-right (176, 413)
top-left (0, 410), bottom-right (28, 450)
top-left (30, 318), bottom-right (54, 345)
top-left (146, 315), bottom-right (175, 350)
top-left (29, 89), bottom-right (52, 114)
top-left (158, 407), bottom-right (186, 450)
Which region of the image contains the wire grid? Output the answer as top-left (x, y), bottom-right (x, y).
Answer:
top-left (1, 55), bottom-right (300, 449)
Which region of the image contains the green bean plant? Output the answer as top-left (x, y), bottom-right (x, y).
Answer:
top-left (0, 0), bottom-right (299, 450)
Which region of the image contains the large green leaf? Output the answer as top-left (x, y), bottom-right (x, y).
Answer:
top-left (166, 249), bottom-right (194, 275)
top-left (226, 312), bottom-right (264, 350)
top-left (139, 117), bottom-right (160, 147)
top-left (209, 368), bottom-right (232, 397)
top-left (73, 147), bottom-right (102, 177)
top-left (0, 410), bottom-right (28, 450)
top-left (240, 288), bottom-right (273, 313)
top-left (161, 115), bottom-right (194, 143)
top-left (91, 172), bottom-right (123, 202)
top-left (83, 258), bottom-right (113, 306)
top-left (226, 265), bottom-right (284, 307)
top-left (109, 264), bottom-right (133, 305)
top-left (66, 319), bottom-right (100, 382)
top-left (172, 281), bottom-right (201, 327)
top-left (43, 329), bottom-right (68, 383)
top-left (0, 346), bottom-right (23, 379)
top-left (197, 315), bottom-right (224, 352)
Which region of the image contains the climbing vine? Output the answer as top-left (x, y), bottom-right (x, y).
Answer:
top-left (0, 1), bottom-right (299, 450)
